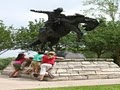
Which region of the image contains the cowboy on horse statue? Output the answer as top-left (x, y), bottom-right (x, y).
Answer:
top-left (30, 8), bottom-right (99, 50)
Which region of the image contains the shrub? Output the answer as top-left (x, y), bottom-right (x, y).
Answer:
top-left (0, 58), bottom-right (14, 70)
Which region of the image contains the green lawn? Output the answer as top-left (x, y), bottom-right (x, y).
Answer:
top-left (30, 84), bottom-right (120, 90)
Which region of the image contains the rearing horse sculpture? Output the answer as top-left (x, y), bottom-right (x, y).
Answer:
top-left (29, 14), bottom-right (99, 50)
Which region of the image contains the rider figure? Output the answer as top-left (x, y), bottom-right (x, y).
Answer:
top-left (30, 8), bottom-right (83, 42)
top-left (30, 8), bottom-right (64, 35)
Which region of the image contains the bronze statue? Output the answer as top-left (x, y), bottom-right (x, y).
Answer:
top-left (29, 8), bottom-right (99, 50)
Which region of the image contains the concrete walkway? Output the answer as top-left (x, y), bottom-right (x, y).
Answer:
top-left (1, 75), bottom-right (120, 90)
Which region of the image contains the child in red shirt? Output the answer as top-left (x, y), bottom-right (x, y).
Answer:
top-left (39, 51), bottom-right (64, 81)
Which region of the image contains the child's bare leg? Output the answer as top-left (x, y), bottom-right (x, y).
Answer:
top-left (39, 75), bottom-right (45, 81)
top-left (13, 70), bottom-right (20, 76)
top-left (9, 70), bottom-right (17, 77)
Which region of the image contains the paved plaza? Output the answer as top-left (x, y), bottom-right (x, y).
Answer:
top-left (1, 74), bottom-right (120, 90)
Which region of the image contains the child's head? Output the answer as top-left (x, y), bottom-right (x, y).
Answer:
top-left (15, 53), bottom-right (25, 61)
top-left (47, 51), bottom-right (55, 58)
top-left (29, 57), bottom-right (33, 60)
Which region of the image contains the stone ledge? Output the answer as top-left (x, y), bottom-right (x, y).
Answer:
top-left (56, 58), bottom-right (114, 62)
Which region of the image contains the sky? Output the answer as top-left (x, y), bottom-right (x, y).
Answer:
top-left (0, 49), bottom-right (37, 58)
top-left (0, 0), bottom-right (85, 28)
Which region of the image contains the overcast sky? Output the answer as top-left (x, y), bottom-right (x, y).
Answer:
top-left (0, 0), bottom-right (85, 28)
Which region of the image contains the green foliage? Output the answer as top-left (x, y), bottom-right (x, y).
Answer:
top-left (82, 51), bottom-right (97, 58)
top-left (30, 84), bottom-right (120, 90)
top-left (58, 32), bottom-right (84, 53)
top-left (0, 58), bottom-right (13, 70)
top-left (83, 0), bottom-right (119, 21)
top-left (14, 19), bottom-right (45, 50)
top-left (82, 0), bottom-right (120, 66)
top-left (0, 20), bottom-right (14, 51)
top-left (83, 20), bottom-right (120, 58)
top-left (83, 22), bottom-right (107, 58)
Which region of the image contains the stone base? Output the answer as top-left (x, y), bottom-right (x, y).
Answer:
top-left (2, 58), bottom-right (120, 81)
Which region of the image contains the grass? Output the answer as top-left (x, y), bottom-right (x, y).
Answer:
top-left (30, 84), bottom-right (120, 90)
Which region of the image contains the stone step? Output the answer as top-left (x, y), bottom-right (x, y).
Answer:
top-left (2, 58), bottom-right (120, 81)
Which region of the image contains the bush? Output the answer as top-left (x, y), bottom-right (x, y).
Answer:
top-left (0, 58), bottom-right (14, 70)
top-left (82, 51), bottom-right (97, 58)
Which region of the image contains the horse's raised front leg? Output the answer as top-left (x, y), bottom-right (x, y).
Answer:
top-left (69, 25), bottom-right (83, 42)
top-left (48, 38), bottom-right (60, 51)
top-left (40, 42), bottom-right (46, 51)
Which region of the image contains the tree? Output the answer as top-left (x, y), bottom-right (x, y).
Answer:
top-left (83, 20), bottom-right (108, 58)
top-left (0, 20), bottom-right (13, 52)
top-left (83, 0), bottom-right (120, 21)
top-left (53, 31), bottom-right (84, 53)
top-left (104, 21), bottom-right (120, 65)
top-left (82, 0), bottom-right (120, 66)
top-left (14, 19), bottom-right (45, 51)
top-left (83, 20), bottom-right (120, 65)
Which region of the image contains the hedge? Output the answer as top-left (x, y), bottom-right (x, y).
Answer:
top-left (0, 58), bottom-right (14, 70)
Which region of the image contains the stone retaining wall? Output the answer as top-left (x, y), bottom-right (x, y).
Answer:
top-left (2, 58), bottom-right (120, 81)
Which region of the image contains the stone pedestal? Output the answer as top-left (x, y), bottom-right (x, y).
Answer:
top-left (2, 58), bottom-right (120, 81)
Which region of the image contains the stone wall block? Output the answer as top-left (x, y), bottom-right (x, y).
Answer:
top-left (78, 71), bottom-right (96, 75)
top-left (88, 74), bottom-right (108, 79)
top-left (81, 61), bottom-right (91, 65)
top-left (96, 71), bottom-right (120, 75)
top-left (108, 74), bottom-right (120, 79)
top-left (82, 68), bottom-right (101, 71)
top-left (109, 64), bottom-right (119, 68)
top-left (59, 73), bottom-right (71, 76)
top-left (69, 75), bottom-right (87, 80)
top-left (101, 68), bottom-right (120, 72)
top-left (57, 69), bottom-right (67, 73)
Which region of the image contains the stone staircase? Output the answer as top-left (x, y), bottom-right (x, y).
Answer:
top-left (2, 58), bottom-right (120, 81)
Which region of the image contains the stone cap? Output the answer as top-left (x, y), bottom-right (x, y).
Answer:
top-left (56, 58), bottom-right (114, 62)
